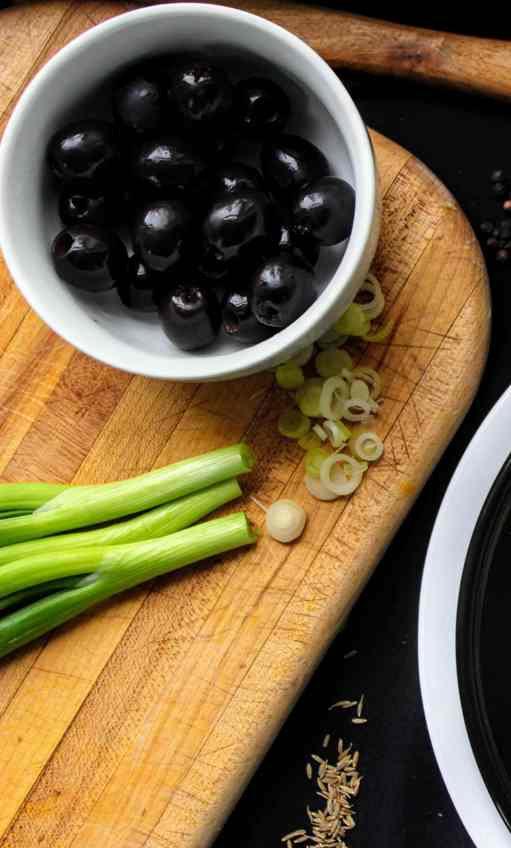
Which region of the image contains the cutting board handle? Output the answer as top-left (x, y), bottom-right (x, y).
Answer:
top-left (148, 2), bottom-right (511, 101)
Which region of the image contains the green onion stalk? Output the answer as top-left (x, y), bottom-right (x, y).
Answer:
top-left (0, 482), bottom-right (67, 516)
top-left (0, 478), bottom-right (241, 567)
top-left (0, 443), bottom-right (254, 547)
top-left (0, 512), bottom-right (257, 659)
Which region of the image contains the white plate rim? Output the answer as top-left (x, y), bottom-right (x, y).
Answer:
top-left (418, 383), bottom-right (511, 847)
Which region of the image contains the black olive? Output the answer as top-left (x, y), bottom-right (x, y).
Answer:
top-left (113, 69), bottom-right (164, 134)
top-left (58, 187), bottom-right (119, 227)
top-left (292, 176), bottom-right (355, 246)
top-left (252, 254), bottom-right (315, 329)
top-left (158, 280), bottom-right (220, 350)
top-left (234, 77), bottom-right (289, 137)
top-left (276, 213), bottom-right (320, 268)
top-left (203, 190), bottom-right (276, 263)
top-left (48, 120), bottom-right (120, 185)
top-left (133, 198), bottom-right (192, 273)
top-left (131, 135), bottom-right (206, 196)
top-left (261, 134), bottom-right (329, 197)
top-left (222, 287), bottom-right (273, 344)
top-left (201, 162), bottom-right (265, 200)
top-left (117, 255), bottom-right (160, 311)
top-left (168, 60), bottom-right (233, 125)
top-left (51, 225), bottom-right (128, 292)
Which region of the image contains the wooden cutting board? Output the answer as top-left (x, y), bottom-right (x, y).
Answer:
top-left (0, 4), bottom-right (490, 848)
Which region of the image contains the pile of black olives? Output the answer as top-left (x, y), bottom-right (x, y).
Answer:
top-left (48, 57), bottom-right (355, 351)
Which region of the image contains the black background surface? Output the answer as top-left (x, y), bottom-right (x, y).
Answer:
top-left (3, 4), bottom-right (511, 846)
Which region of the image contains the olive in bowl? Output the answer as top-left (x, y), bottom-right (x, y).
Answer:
top-left (234, 77), bottom-right (290, 138)
top-left (130, 135), bottom-right (206, 195)
top-left (117, 255), bottom-right (160, 311)
top-left (158, 279), bottom-right (221, 350)
top-left (48, 119), bottom-right (120, 185)
top-left (252, 253), bottom-right (316, 329)
top-left (51, 225), bottom-right (128, 292)
top-left (292, 176), bottom-right (355, 245)
top-left (202, 190), bottom-right (276, 263)
top-left (58, 187), bottom-right (119, 227)
top-left (261, 134), bottom-right (329, 197)
top-left (222, 286), bottom-right (273, 345)
top-left (167, 59), bottom-right (233, 125)
top-left (113, 68), bottom-right (164, 134)
top-left (133, 198), bottom-right (191, 273)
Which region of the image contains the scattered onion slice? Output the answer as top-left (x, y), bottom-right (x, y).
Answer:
top-left (351, 366), bottom-right (382, 400)
top-left (291, 344), bottom-right (315, 367)
top-left (305, 474), bottom-right (338, 501)
top-left (319, 377), bottom-right (350, 419)
top-left (266, 499), bottom-right (307, 543)
top-left (323, 419), bottom-right (350, 448)
top-left (313, 424), bottom-right (328, 442)
top-left (351, 431), bottom-right (384, 462)
top-left (356, 273), bottom-right (385, 320)
top-left (350, 379), bottom-right (370, 402)
top-left (320, 452), bottom-right (366, 496)
top-left (342, 398), bottom-right (377, 423)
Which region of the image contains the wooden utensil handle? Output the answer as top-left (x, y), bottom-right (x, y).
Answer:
top-left (141, 1), bottom-right (511, 101)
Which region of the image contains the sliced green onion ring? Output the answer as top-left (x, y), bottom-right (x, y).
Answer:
top-left (319, 377), bottom-right (350, 420)
top-left (312, 424), bottom-right (328, 442)
top-left (305, 474), bottom-right (338, 501)
top-left (305, 447), bottom-right (330, 478)
top-left (356, 273), bottom-right (385, 320)
top-left (319, 453), bottom-right (367, 496)
top-left (317, 327), bottom-right (343, 349)
top-left (276, 362), bottom-right (305, 390)
top-left (363, 317), bottom-right (395, 343)
top-left (266, 499), bottom-right (307, 543)
top-left (342, 398), bottom-right (377, 423)
top-left (323, 420), bottom-right (351, 448)
top-left (350, 379), bottom-right (371, 402)
top-left (278, 409), bottom-right (311, 440)
top-left (351, 431), bottom-right (384, 462)
top-left (334, 304), bottom-right (371, 338)
top-left (298, 432), bottom-right (323, 452)
top-left (351, 366), bottom-right (383, 400)
top-left (315, 348), bottom-right (353, 378)
top-left (296, 378), bottom-right (324, 418)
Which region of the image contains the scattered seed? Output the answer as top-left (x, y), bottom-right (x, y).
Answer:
top-left (356, 695), bottom-right (365, 718)
top-left (352, 718), bottom-right (368, 725)
top-left (307, 763), bottom-right (313, 780)
top-left (329, 700), bottom-right (357, 711)
top-left (323, 733), bottom-right (331, 749)
top-left (343, 649), bottom-right (357, 659)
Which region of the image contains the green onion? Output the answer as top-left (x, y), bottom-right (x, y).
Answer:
top-left (296, 378), bottom-right (324, 417)
top-left (305, 447), bottom-right (330, 478)
top-left (0, 512), bottom-right (257, 659)
top-left (0, 577), bottom-right (83, 613)
top-left (334, 304), bottom-right (371, 337)
top-left (297, 432), bottom-right (323, 451)
top-left (289, 344), bottom-right (315, 367)
top-left (278, 409), bottom-right (311, 440)
top-left (317, 327), bottom-right (345, 349)
top-left (275, 362), bottom-right (305, 390)
top-left (0, 482), bottom-right (67, 513)
top-left (0, 444), bottom-right (254, 547)
top-left (315, 348), bottom-right (353, 378)
top-left (363, 317), bottom-right (395, 343)
top-left (0, 479), bottom-right (241, 567)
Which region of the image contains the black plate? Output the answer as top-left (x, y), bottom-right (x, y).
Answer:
top-left (457, 452), bottom-right (511, 831)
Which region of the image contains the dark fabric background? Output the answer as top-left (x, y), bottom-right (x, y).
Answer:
top-left (3, 4), bottom-right (511, 846)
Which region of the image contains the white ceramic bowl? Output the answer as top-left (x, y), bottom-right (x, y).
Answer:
top-left (0, 3), bottom-right (379, 382)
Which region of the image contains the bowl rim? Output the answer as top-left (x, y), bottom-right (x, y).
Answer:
top-left (418, 384), bottom-right (511, 848)
top-left (0, 2), bottom-right (378, 381)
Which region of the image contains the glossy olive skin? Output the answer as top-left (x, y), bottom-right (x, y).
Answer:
top-left (276, 216), bottom-right (320, 268)
top-left (113, 71), bottom-right (164, 134)
top-left (131, 135), bottom-right (206, 196)
top-left (203, 190), bottom-right (275, 263)
top-left (203, 163), bottom-right (265, 200)
top-left (261, 134), bottom-right (329, 197)
top-left (252, 253), bottom-right (315, 329)
top-left (168, 60), bottom-right (233, 125)
top-left (58, 188), bottom-right (117, 227)
top-left (117, 255), bottom-right (159, 311)
top-left (222, 287), bottom-right (272, 344)
top-left (197, 244), bottom-right (234, 282)
top-left (51, 225), bottom-right (128, 292)
top-left (158, 281), bottom-right (221, 350)
top-left (133, 199), bottom-right (192, 273)
top-left (234, 77), bottom-right (289, 138)
top-left (292, 176), bottom-right (355, 245)
top-left (48, 120), bottom-right (120, 185)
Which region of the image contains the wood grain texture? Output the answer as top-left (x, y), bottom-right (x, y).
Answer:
top-left (0, 5), bottom-right (490, 847)
top-left (139, 0), bottom-right (511, 101)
